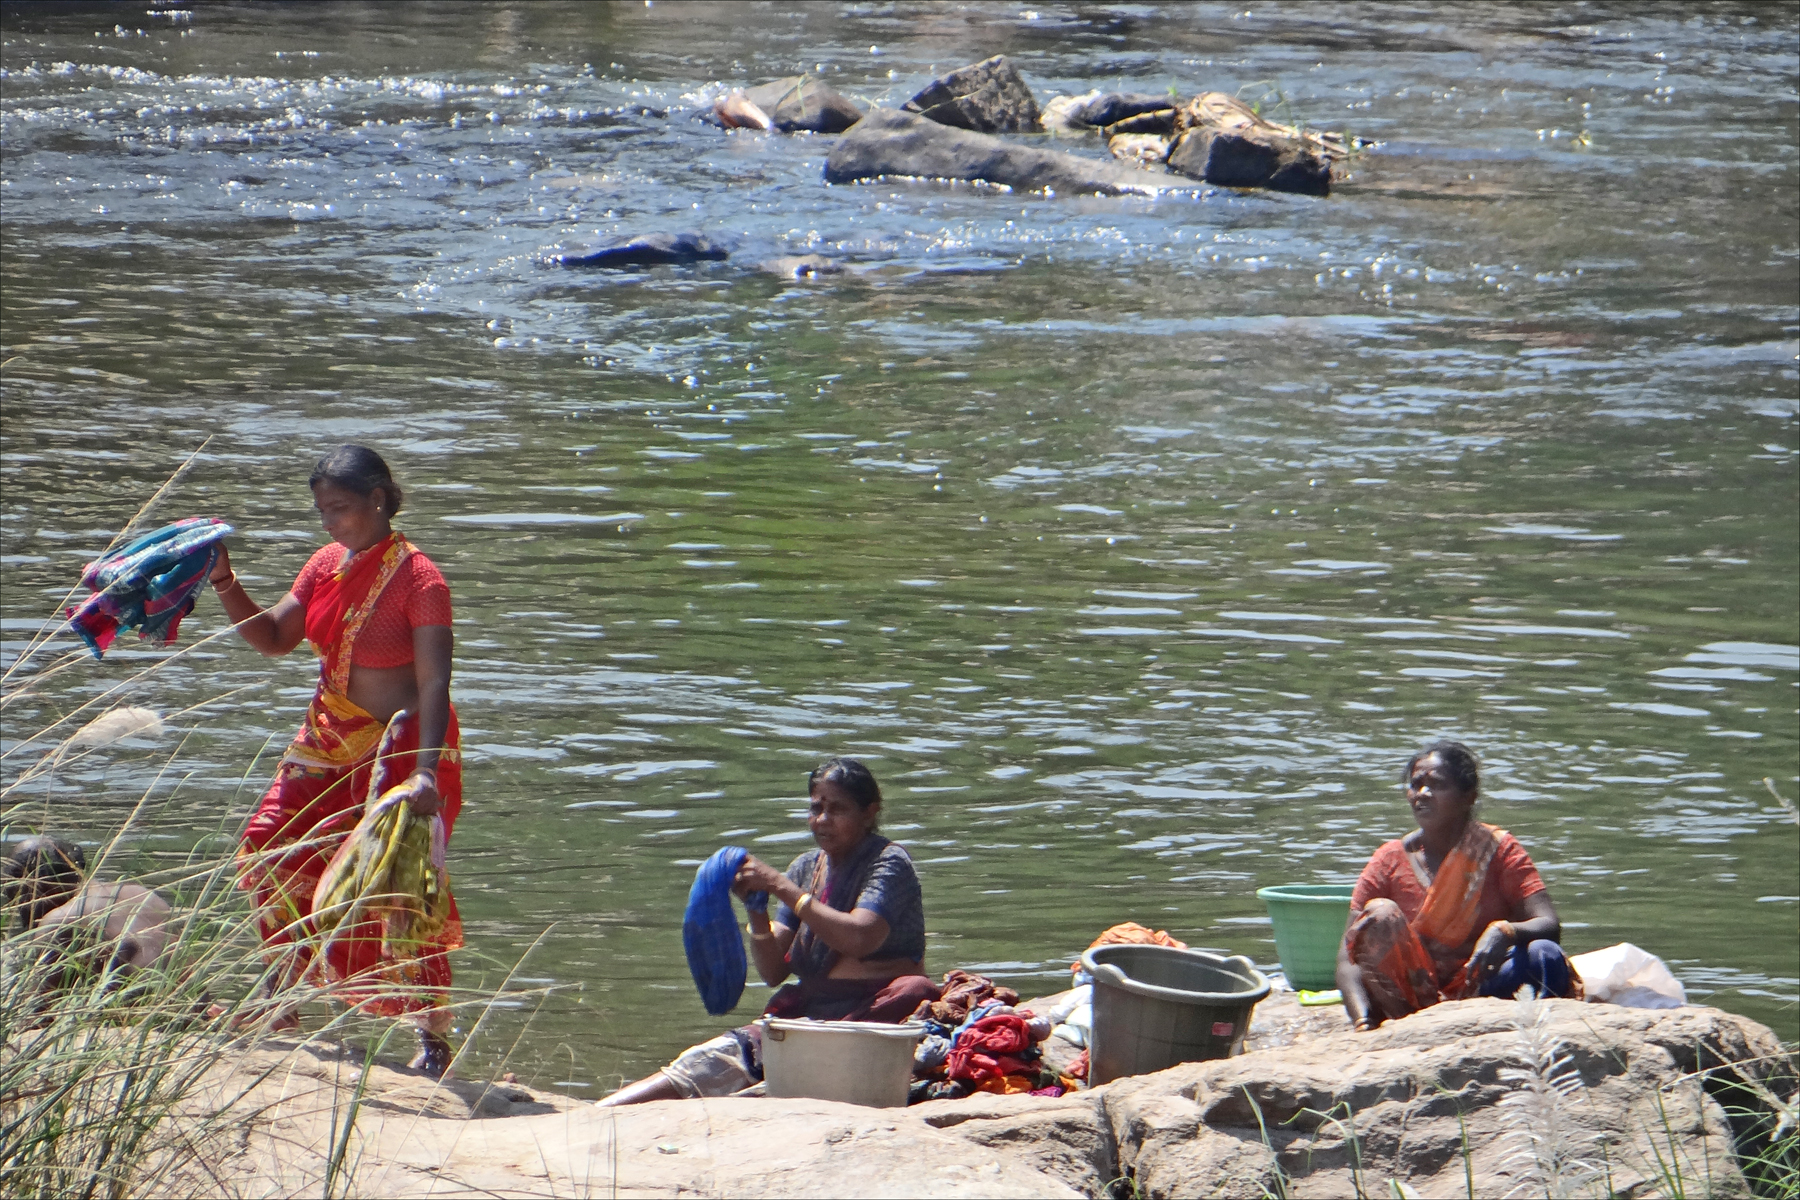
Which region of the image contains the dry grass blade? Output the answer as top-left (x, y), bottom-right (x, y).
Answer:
top-left (1498, 986), bottom-right (1602, 1199)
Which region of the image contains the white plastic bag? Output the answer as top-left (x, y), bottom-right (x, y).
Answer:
top-left (1050, 983), bottom-right (1093, 1048)
top-left (1569, 943), bottom-right (1686, 1009)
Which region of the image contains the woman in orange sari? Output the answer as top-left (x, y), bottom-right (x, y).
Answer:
top-left (210, 445), bottom-right (462, 1075)
top-left (1338, 740), bottom-right (1578, 1031)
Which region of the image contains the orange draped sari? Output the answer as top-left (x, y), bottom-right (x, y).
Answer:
top-left (237, 533), bottom-right (463, 1018)
top-left (1344, 820), bottom-right (1500, 1018)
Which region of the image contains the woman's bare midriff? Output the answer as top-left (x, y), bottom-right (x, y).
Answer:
top-left (826, 955), bottom-right (924, 981)
top-left (345, 662), bottom-right (418, 724)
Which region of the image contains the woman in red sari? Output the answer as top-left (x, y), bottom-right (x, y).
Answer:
top-left (1338, 741), bottom-right (1578, 1032)
top-left (210, 445), bottom-right (462, 1076)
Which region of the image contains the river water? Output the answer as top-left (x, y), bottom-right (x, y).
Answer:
top-left (2, 2), bottom-right (1796, 1087)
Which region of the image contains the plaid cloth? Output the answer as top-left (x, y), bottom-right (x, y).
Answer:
top-left (65, 518), bottom-right (232, 658)
top-left (683, 845), bottom-right (765, 1015)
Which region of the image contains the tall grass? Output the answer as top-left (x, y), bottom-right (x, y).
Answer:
top-left (0, 813), bottom-right (313, 1198)
top-left (1499, 985), bottom-right (1602, 1199)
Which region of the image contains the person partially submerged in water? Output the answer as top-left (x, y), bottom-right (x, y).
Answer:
top-left (1338, 740), bottom-right (1581, 1031)
top-left (2, 835), bottom-right (172, 980)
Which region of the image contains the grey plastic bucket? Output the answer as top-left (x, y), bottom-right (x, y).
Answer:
top-left (1081, 944), bottom-right (1271, 1085)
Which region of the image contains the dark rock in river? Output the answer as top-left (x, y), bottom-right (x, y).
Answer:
top-left (742, 76), bottom-right (862, 133)
top-left (552, 232), bottom-right (729, 268)
top-left (1078, 92), bottom-right (1175, 129)
top-left (824, 107), bottom-right (1166, 197)
top-left (902, 55), bottom-right (1041, 134)
top-left (1166, 92), bottom-right (1333, 197)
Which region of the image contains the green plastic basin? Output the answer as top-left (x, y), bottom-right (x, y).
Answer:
top-left (1256, 884), bottom-right (1355, 991)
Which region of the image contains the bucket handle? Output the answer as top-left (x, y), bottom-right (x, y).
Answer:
top-left (1221, 955), bottom-right (1258, 979)
top-left (1091, 962), bottom-right (1130, 990)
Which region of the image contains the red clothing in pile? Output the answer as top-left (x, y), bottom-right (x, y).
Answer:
top-left (290, 543), bottom-right (451, 667)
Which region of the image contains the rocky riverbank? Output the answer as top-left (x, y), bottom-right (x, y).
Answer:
top-left (162, 996), bottom-right (1792, 1198)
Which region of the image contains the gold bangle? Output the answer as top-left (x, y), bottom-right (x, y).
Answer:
top-left (746, 921), bottom-right (773, 942)
top-left (796, 891), bottom-right (814, 917)
top-left (211, 571), bottom-right (238, 593)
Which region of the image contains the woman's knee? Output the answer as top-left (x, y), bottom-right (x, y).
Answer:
top-left (1360, 897), bottom-right (1405, 924)
top-left (660, 1032), bottom-right (759, 1099)
top-left (1525, 939), bottom-right (1576, 997)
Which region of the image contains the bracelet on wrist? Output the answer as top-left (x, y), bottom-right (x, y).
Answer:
top-left (796, 891), bottom-right (814, 918)
top-left (211, 571), bottom-right (238, 593)
top-left (746, 921), bottom-right (774, 942)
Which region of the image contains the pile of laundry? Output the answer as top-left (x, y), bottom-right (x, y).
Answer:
top-left (903, 923), bottom-right (1191, 1104)
top-left (905, 970), bottom-right (1082, 1103)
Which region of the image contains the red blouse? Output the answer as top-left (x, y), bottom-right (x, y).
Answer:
top-left (1351, 829), bottom-right (1546, 944)
top-left (290, 543), bottom-right (451, 669)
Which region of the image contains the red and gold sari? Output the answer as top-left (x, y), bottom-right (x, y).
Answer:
top-left (238, 532), bottom-right (463, 1019)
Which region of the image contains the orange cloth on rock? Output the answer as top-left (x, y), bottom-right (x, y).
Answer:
top-left (1074, 921), bottom-right (1188, 973)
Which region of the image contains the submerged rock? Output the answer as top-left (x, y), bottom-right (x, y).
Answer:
top-left (551, 232), bottom-right (729, 268)
top-left (1108, 133), bottom-right (1171, 167)
top-left (742, 76), bottom-right (862, 133)
top-left (1166, 91), bottom-right (1334, 197)
top-left (825, 107), bottom-right (1167, 197)
top-left (903, 55), bottom-right (1042, 134)
top-left (759, 254), bottom-right (845, 278)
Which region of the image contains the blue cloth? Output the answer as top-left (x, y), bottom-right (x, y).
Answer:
top-left (64, 518), bottom-right (232, 659)
top-left (1480, 938), bottom-right (1576, 1000)
top-left (681, 845), bottom-right (766, 1015)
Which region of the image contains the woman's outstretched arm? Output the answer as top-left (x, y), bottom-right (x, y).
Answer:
top-left (209, 544), bottom-right (305, 655)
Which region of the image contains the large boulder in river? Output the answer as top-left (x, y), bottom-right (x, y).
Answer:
top-left (825, 107), bottom-right (1167, 197)
top-left (183, 996), bottom-right (1792, 1198)
top-left (903, 55), bottom-right (1042, 134)
top-left (742, 76), bottom-right (863, 133)
top-left (1166, 91), bottom-right (1334, 197)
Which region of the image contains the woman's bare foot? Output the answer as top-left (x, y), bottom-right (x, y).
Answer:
top-left (409, 1030), bottom-right (454, 1078)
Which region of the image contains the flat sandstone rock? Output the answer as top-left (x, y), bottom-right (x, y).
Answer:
top-left (171, 1000), bottom-right (1792, 1198)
